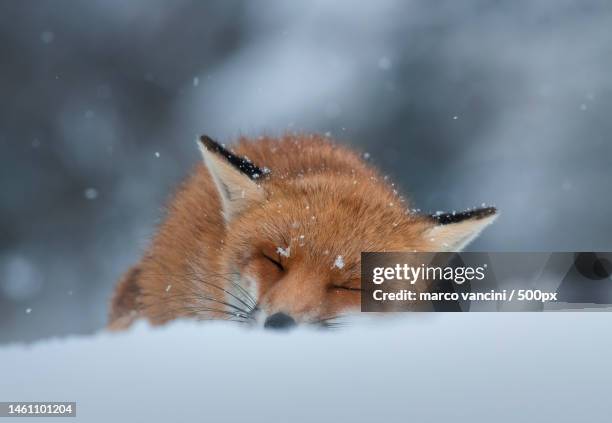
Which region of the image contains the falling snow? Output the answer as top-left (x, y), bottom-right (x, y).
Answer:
top-left (276, 246), bottom-right (290, 258)
top-left (84, 188), bottom-right (98, 200)
top-left (333, 255), bottom-right (345, 269)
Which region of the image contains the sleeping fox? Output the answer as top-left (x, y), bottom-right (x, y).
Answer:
top-left (109, 134), bottom-right (497, 330)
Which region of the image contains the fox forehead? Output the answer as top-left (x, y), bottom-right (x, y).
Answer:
top-left (223, 176), bottom-right (431, 276)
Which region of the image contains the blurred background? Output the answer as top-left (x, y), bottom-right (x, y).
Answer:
top-left (1, 0), bottom-right (611, 343)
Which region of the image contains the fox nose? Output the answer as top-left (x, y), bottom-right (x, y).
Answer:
top-left (264, 312), bottom-right (296, 330)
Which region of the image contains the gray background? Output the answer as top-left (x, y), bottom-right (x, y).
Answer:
top-left (1, 0), bottom-right (611, 343)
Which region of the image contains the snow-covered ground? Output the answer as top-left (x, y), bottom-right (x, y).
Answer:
top-left (1, 313), bottom-right (610, 422)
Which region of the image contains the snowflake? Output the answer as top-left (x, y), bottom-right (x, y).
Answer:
top-left (84, 188), bottom-right (98, 200)
top-left (276, 246), bottom-right (291, 258)
top-left (333, 255), bottom-right (345, 269)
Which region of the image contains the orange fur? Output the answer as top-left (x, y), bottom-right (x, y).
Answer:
top-left (108, 133), bottom-right (496, 329)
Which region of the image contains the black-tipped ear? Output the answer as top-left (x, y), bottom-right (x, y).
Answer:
top-left (199, 135), bottom-right (269, 180)
top-left (429, 207), bottom-right (497, 225)
top-left (198, 135), bottom-right (267, 222)
top-left (423, 206), bottom-right (498, 251)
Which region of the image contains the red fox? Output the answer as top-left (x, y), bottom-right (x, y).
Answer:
top-left (109, 134), bottom-right (497, 330)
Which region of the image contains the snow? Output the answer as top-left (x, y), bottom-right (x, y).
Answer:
top-left (83, 188), bottom-right (98, 200)
top-left (1, 314), bottom-right (611, 422)
top-left (333, 255), bottom-right (345, 269)
top-left (276, 246), bottom-right (290, 258)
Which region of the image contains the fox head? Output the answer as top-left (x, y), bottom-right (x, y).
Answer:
top-left (109, 134), bottom-right (497, 330)
top-left (195, 135), bottom-right (497, 329)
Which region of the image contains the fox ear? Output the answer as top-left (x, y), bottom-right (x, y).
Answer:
top-left (198, 136), bottom-right (267, 222)
top-left (424, 207), bottom-right (498, 251)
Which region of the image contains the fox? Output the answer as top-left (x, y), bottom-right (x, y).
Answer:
top-left (108, 133), bottom-right (497, 330)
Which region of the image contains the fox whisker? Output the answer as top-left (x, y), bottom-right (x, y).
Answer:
top-left (140, 290), bottom-right (253, 318)
top-left (144, 262), bottom-right (256, 315)
top-left (313, 314), bottom-right (352, 330)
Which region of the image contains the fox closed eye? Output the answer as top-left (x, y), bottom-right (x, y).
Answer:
top-left (329, 285), bottom-right (363, 292)
top-left (263, 254), bottom-right (284, 272)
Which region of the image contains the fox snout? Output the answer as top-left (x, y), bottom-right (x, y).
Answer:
top-left (263, 312), bottom-right (297, 330)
